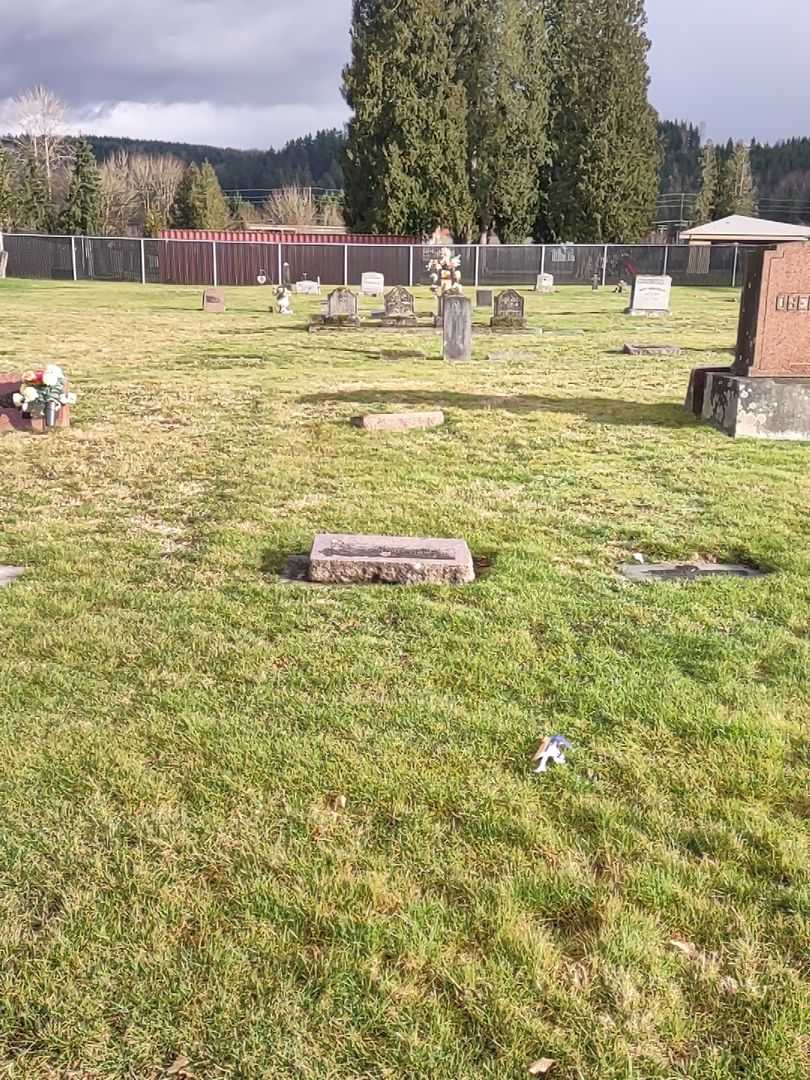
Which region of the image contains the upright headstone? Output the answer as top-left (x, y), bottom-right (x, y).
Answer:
top-left (295, 279), bottom-right (320, 295)
top-left (382, 286), bottom-right (417, 327)
top-left (625, 275), bottom-right (672, 316)
top-left (443, 295), bottom-right (472, 361)
top-left (491, 289), bottom-right (526, 329)
top-left (686, 243), bottom-right (810, 440)
top-left (361, 272), bottom-right (385, 296)
top-left (0, 251), bottom-right (8, 279)
top-left (202, 288), bottom-right (225, 313)
top-left (283, 261), bottom-right (292, 287)
top-left (535, 273), bottom-right (554, 294)
top-left (325, 287), bottom-right (360, 327)
top-left (476, 289), bottom-right (493, 308)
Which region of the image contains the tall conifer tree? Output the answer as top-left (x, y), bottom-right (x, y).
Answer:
top-left (342, 0), bottom-right (475, 237)
top-left (59, 138), bottom-right (102, 234)
top-left (17, 157), bottom-right (51, 232)
top-left (693, 141), bottom-right (719, 224)
top-left (171, 161), bottom-right (230, 228)
top-left (716, 142), bottom-right (757, 218)
top-left (540, 0), bottom-right (660, 242)
top-left (0, 149), bottom-right (16, 230)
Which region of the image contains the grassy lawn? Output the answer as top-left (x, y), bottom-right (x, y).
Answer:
top-left (0, 279), bottom-right (807, 1079)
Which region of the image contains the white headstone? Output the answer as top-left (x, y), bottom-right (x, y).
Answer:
top-left (361, 272), bottom-right (385, 296)
top-left (535, 273), bottom-right (554, 294)
top-left (626, 275), bottom-right (672, 316)
top-left (294, 279), bottom-right (321, 296)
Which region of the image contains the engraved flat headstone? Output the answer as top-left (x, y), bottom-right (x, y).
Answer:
top-left (442, 295), bottom-right (472, 361)
top-left (383, 286), bottom-right (417, 327)
top-left (620, 561), bottom-right (763, 583)
top-left (202, 287), bottom-right (225, 313)
top-left (378, 348), bottom-right (426, 361)
top-left (351, 410), bottom-right (444, 431)
top-left (308, 533), bottom-right (475, 585)
top-left (626, 275), bottom-right (672, 316)
top-left (476, 289), bottom-right (493, 308)
top-left (535, 273), bottom-right (554, 294)
top-left (0, 566), bottom-right (25, 588)
top-left (361, 271), bottom-right (385, 296)
top-left (491, 289), bottom-right (526, 329)
top-left (623, 343), bottom-right (682, 356)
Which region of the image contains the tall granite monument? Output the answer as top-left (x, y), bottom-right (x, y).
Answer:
top-left (686, 243), bottom-right (810, 439)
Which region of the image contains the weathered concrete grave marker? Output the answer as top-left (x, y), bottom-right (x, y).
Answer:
top-left (382, 286), bottom-right (418, 327)
top-left (476, 289), bottom-right (493, 308)
top-left (623, 343), bottom-right (682, 356)
top-left (687, 243), bottom-right (810, 439)
top-left (535, 273), bottom-right (554, 294)
top-left (620, 561), bottom-right (764, 583)
top-left (202, 288), bottom-right (225, 313)
top-left (308, 533), bottom-right (475, 585)
top-left (351, 411), bottom-right (445, 432)
top-left (324, 287), bottom-right (360, 328)
top-left (361, 271), bottom-right (385, 296)
top-left (442, 295), bottom-right (472, 361)
top-left (491, 289), bottom-right (527, 330)
top-left (625, 275), bottom-right (672, 317)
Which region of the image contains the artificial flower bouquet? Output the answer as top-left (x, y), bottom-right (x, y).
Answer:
top-left (427, 247), bottom-right (463, 295)
top-left (13, 365), bottom-right (77, 428)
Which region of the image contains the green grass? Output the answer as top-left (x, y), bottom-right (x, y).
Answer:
top-left (0, 279), bottom-right (807, 1079)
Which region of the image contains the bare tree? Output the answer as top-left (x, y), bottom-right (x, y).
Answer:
top-left (99, 150), bottom-right (138, 235)
top-left (263, 186), bottom-right (318, 227)
top-left (129, 153), bottom-right (184, 234)
top-left (8, 85), bottom-right (72, 196)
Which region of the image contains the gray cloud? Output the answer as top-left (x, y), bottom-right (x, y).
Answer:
top-left (0, 1), bottom-right (808, 149)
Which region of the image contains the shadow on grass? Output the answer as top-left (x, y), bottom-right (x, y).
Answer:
top-left (299, 389), bottom-right (695, 427)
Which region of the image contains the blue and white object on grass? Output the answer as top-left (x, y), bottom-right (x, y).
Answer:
top-left (532, 734), bottom-right (573, 774)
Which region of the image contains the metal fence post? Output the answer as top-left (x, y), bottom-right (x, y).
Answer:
top-left (409, 246), bottom-right (414, 288)
top-left (540, 245), bottom-right (545, 276)
top-left (277, 242), bottom-right (282, 285)
top-left (662, 245), bottom-right (669, 276)
top-left (212, 241), bottom-right (218, 287)
top-left (343, 244), bottom-right (348, 286)
top-left (140, 238), bottom-right (146, 285)
top-left (71, 236), bottom-right (77, 282)
top-left (602, 244), bottom-right (608, 287)
top-left (732, 244), bottom-right (739, 288)
top-left (474, 246), bottom-right (480, 288)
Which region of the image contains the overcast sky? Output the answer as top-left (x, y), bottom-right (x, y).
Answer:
top-left (0, 1), bottom-right (807, 151)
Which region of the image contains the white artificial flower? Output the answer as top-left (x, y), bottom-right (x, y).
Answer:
top-left (22, 386), bottom-right (39, 403)
top-left (12, 392), bottom-right (23, 406)
top-left (42, 364), bottom-right (64, 387)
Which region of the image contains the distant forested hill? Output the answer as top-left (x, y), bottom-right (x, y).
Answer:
top-left (86, 129), bottom-right (345, 198)
top-left (659, 120), bottom-right (810, 222)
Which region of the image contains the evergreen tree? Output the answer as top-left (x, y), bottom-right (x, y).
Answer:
top-left (539, 0), bottom-right (660, 242)
top-left (342, 0), bottom-right (475, 237)
top-left (716, 141), bottom-right (757, 218)
top-left (462, 0), bottom-right (549, 242)
top-left (0, 149), bottom-right (17, 229)
top-left (59, 138), bottom-right (102, 234)
top-left (170, 160), bottom-right (230, 228)
top-left (693, 141), bottom-right (719, 223)
top-left (17, 156), bottom-right (51, 232)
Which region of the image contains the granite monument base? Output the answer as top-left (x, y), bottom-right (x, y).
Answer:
top-left (701, 371), bottom-right (810, 441)
top-left (684, 365), bottom-right (733, 417)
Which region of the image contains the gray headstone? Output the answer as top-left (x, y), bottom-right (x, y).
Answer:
top-left (626, 275), bottom-right (672, 316)
top-left (535, 273), bottom-right (554, 294)
top-left (476, 289), bottom-right (493, 308)
top-left (0, 251), bottom-right (8, 279)
top-left (308, 533), bottom-right (475, 585)
top-left (327, 287), bottom-right (359, 318)
top-left (443, 295), bottom-right (473, 361)
top-left (383, 286), bottom-right (417, 324)
top-left (202, 287), bottom-right (225, 313)
top-left (491, 289), bottom-right (526, 329)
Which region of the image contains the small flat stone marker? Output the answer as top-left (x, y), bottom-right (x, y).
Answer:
top-left (623, 344), bottom-right (682, 356)
top-left (202, 288), bottom-right (225, 313)
top-left (620, 561), bottom-right (763, 583)
top-left (351, 411), bottom-right (444, 431)
top-left (0, 566), bottom-right (25, 588)
top-left (486, 351), bottom-right (534, 363)
top-left (308, 533), bottom-right (475, 585)
top-left (378, 348), bottom-right (426, 361)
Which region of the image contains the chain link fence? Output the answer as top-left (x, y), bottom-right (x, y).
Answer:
top-left (0, 232), bottom-right (744, 289)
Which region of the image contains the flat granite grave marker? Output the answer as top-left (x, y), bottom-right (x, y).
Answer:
top-left (687, 243), bottom-right (810, 438)
top-left (308, 533), bottom-right (475, 585)
top-left (382, 286), bottom-right (418, 327)
top-left (623, 343), bottom-right (682, 356)
top-left (476, 289), bottom-right (493, 308)
top-left (491, 289), bottom-right (526, 330)
top-left (351, 410), bottom-right (445, 432)
top-left (620, 561), bottom-right (763, 583)
top-left (443, 295), bottom-right (472, 361)
top-left (202, 287), bottom-right (225, 313)
top-left (626, 275), bottom-right (672, 316)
